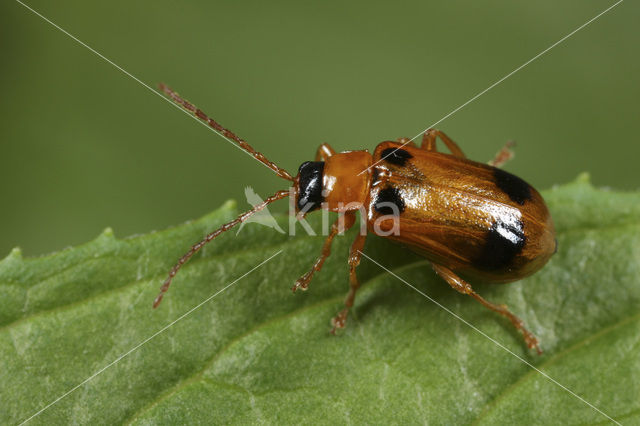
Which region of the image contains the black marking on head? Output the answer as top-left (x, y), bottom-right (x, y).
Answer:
top-left (494, 168), bottom-right (532, 205)
top-left (475, 219), bottom-right (526, 270)
top-left (297, 161), bottom-right (324, 212)
top-left (374, 186), bottom-right (405, 215)
top-left (381, 148), bottom-right (413, 167)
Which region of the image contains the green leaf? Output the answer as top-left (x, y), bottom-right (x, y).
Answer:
top-left (2, 175), bottom-right (639, 425)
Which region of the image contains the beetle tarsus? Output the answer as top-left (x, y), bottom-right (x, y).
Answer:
top-left (294, 213), bottom-right (356, 295)
top-left (330, 308), bottom-right (349, 334)
top-left (525, 333), bottom-right (543, 355)
top-left (292, 276), bottom-right (310, 292)
top-left (488, 140), bottom-right (516, 168)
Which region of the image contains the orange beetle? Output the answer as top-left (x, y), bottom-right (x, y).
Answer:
top-left (154, 84), bottom-right (556, 353)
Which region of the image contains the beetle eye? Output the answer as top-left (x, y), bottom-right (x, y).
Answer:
top-left (297, 161), bottom-right (325, 212)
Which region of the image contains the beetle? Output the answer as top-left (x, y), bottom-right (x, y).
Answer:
top-left (153, 84), bottom-right (556, 353)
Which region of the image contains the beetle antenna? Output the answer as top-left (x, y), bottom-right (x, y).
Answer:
top-left (159, 83), bottom-right (294, 182)
top-left (153, 189), bottom-right (290, 308)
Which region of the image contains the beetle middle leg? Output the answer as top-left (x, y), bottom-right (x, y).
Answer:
top-left (431, 263), bottom-right (542, 354)
top-left (331, 230), bottom-right (368, 333)
top-left (421, 129), bottom-right (466, 158)
top-left (292, 212), bottom-right (356, 292)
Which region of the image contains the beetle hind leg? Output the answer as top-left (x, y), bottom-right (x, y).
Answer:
top-left (431, 263), bottom-right (541, 354)
top-left (331, 231), bottom-right (367, 333)
top-left (488, 140), bottom-right (516, 168)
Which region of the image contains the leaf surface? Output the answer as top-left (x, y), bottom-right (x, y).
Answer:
top-left (1, 175), bottom-right (639, 425)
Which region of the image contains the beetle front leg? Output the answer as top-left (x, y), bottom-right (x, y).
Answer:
top-left (431, 263), bottom-right (542, 354)
top-left (420, 129), bottom-right (466, 158)
top-left (331, 230), bottom-right (368, 333)
top-left (293, 212), bottom-right (355, 292)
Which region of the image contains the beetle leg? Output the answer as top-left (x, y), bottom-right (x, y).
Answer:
top-left (421, 131), bottom-right (437, 152)
top-left (431, 263), bottom-right (542, 354)
top-left (315, 143), bottom-right (336, 161)
top-left (488, 140), bottom-right (516, 168)
top-left (331, 229), bottom-right (368, 333)
top-left (395, 137), bottom-right (416, 146)
top-left (292, 212), bottom-right (356, 292)
top-left (421, 129), bottom-right (466, 158)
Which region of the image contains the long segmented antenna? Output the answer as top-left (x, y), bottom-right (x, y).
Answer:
top-left (153, 189), bottom-right (290, 308)
top-left (159, 83), bottom-right (294, 182)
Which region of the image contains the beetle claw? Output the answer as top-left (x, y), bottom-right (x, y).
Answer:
top-left (292, 278), bottom-right (309, 293)
top-left (524, 333), bottom-right (542, 355)
top-left (330, 308), bottom-right (349, 334)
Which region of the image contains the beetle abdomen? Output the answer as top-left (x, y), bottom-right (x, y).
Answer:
top-left (366, 142), bottom-right (556, 282)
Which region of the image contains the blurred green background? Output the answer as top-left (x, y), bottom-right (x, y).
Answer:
top-left (1, 0), bottom-right (638, 257)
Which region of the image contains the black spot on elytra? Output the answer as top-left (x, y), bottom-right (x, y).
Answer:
top-left (494, 168), bottom-right (532, 205)
top-left (475, 219), bottom-right (526, 270)
top-left (381, 148), bottom-right (413, 167)
top-left (374, 186), bottom-right (405, 215)
top-left (297, 161), bottom-right (324, 212)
